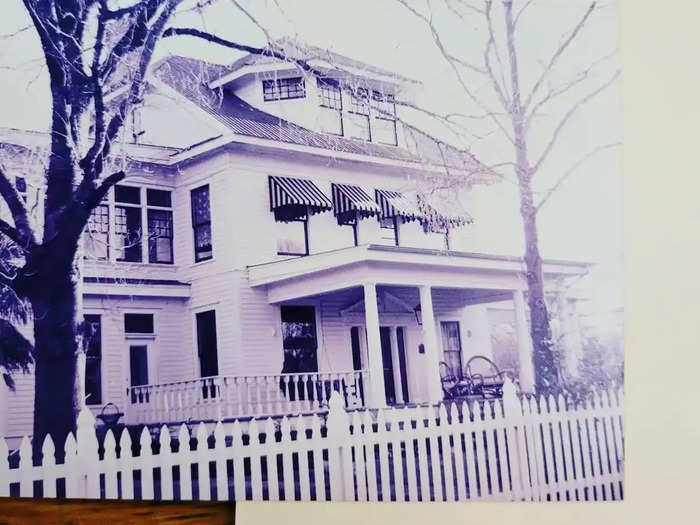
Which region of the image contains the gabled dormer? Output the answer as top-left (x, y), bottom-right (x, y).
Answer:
top-left (204, 39), bottom-right (418, 148)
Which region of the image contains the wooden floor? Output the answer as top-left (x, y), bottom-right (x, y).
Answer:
top-left (0, 499), bottom-right (236, 524)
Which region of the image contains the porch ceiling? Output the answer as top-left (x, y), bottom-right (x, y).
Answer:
top-left (248, 244), bottom-right (589, 304)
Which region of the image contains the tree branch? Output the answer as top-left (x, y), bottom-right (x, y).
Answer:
top-left (523, 1), bottom-right (597, 111)
top-left (0, 169), bottom-right (36, 251)
top-left (531, 70), bottom-right (619, 175)
top-left (0, 219), bottom-right (21, 246)
top-left (535, 141), bottom-right (620, 212)
top-left (525, 50), bottom-right (617, 130)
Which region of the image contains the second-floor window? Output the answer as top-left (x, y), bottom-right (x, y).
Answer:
top-left (115, 185), bottom-right (143, 262)
top-left (147, 189), bottom-right (173, 264)
top-left (345, 88), bottom-right (370, 141)
top-left (191, 185), bottom-right (213, 262)
top-left (379, 216), bottom-right (399, 246)
top-left (317, 78), bottom-right (343, 136)
top-left (86, 202), bottom-right (110, 260)
top-left (277, 215), bottom-right (309, 256)
top-left (263, 77), bottom-right (306, 101)
top-left (371, 91), bottom-right (397, 146)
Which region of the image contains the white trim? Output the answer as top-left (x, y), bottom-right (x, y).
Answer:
top-left (83, 282), bottom-right (190, 298)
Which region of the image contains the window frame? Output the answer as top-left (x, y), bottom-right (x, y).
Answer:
top-left (190, 184), bottom-right (213, 263)
top-left (262, 77), bottom-right (306, 101)
top-left (124, 312), bottom-right (155, 336)
top-left (371, 90), bottom-right (398, 146)
top-left (378, 215), bottom-right (400, 246)
top-left (146, 189), bottom-right (174, 264)
top-left (440, 321), bottom-right (464, 379)
top-left (84, 314), bottom-right (102, 405)
top-left (85, 202), bottom-right (110, 260)
top-left (345, 87), bottom-right (371, 141)
top-left (114, 184), bottom-right (143, 263)
top-left (276, 214), bottom-right (310, 257)
top-left (317, 78), bottom-right (344, 136)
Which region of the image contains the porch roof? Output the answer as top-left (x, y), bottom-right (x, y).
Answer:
top-left (247, 244), bottom-right (591, 304)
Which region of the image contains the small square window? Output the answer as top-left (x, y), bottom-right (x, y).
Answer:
top-left (124, 313), bottom-right (154, 334)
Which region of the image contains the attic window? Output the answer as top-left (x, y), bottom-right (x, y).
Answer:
top-left (262, 77), bottom-right (306, 101)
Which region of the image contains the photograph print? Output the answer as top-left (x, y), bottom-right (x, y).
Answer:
top-left (0, 0), bottom-right (623, 503)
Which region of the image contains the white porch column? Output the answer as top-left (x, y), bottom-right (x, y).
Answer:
top-left (419, 285), bottom-right (444, 404)
top-left (558, 293), bottom-right (583, 378)
top-left (363, 283), bottom-right (387, 408)
top-left (388, 328), bottom-right (405, 404)
top-left (513, 289), bottom-right (535, 394)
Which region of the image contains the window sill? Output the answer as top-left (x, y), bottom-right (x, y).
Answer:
top-left (191, 257), bottom-right (215, 268)
top-left (125, 333), bottom-right (156, 340)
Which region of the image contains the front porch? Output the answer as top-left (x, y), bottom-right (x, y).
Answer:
top-left (123, 245), bottom-right (588, 425)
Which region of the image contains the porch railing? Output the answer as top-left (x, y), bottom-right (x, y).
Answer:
top-left (124, 370), bottom-right (368, 425)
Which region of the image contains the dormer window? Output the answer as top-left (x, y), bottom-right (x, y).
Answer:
top-left (345, 87), bottom-right (370, 141)
top-left (262, 77), bottom-right (306, 101)
top-left (317, 78), bottom-right (343, 136)
top-left (371, 91), bottom-right (398, 146)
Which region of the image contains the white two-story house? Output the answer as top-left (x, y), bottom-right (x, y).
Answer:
top-left (0, 43), bottom-right (588, 438)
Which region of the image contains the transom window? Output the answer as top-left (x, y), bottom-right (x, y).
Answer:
top-left (124, 313), bottom-right (154, 334)
top-left (263, 77), bottom-right (306, 101)
top-left (191, 185), bottom-right (213, 262)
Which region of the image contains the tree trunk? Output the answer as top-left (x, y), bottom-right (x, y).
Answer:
top-left (503, 0), bottom-right (559, 395)
top-left (29, 249), bottom-right (83, 463)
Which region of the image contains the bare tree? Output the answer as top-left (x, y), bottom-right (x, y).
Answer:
top-left (396, 0), bottom-right (619, 394)
top-left (0, 0), bottom-right (362, 458)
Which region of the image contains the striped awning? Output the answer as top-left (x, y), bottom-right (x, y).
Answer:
top-left (269, 175), bottom-right (333, 221)
top-left (375, 189), bottom-right (424, 222)
top-left (418, 193), bottom-right (473, 229)
top-left (332, 183), bottom-right (382, 222)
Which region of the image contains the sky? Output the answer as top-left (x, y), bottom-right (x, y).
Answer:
top-left (0, 0), bottom-right (622, 318)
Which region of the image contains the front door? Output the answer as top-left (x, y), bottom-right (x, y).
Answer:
top-left (129, 344), bottom-right (149, 403)
top-left (379, 326), bottom-right (396, 405)
top-left (196, 310), bottom-right (219, 377)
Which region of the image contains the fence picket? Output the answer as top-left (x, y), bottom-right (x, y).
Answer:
top-left (387, 409), bottom-right (406, 502)
top-left (351, 411), bottom-right (368, 501)
top-left (103, 431), bottom-right (118, 499)
top-left (139, 428), bottom-right (154, 500)
top-left (264, 419), bottom-right (279, 501)
top-left (310, 415), bottom-right (325, 501)
top-left (375, 410), bottom-right (391, 501)
top-left (230, 420), bottom-right (245, 500)
top-left (438, 404), bottom-right (455, 502)
top-left (492, 401), bottom-right (511, 501)
top-left (195, 423), bottom-right (211, 501)
top-left (0, 437), bottom-right (8, 497)
top-left (296, 415), bottom-right (312, 501)
top-left (362, 410), bottom-right (379, 501)
top-left (18, 437), bottom-right (32, 497)
top-left (279, 417), bottom-right (295, 500)
top-left (483, 403), bottom-right (501, 499)
top-left (176, 424), bottom-right (192, 500)
top-left (41, 434), bottom-right (57, 498)
top-left (557, 395), bottom-right (575, 501)
top-left (448, 403), bottom-right (467, 500)
top-left (118, 430), bottom-right (134, 500)
top-left (159, 426), bottom-right (174, 501)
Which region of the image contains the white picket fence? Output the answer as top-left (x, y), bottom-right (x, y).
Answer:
top-left (0, 379), bottom-right (623, 502)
